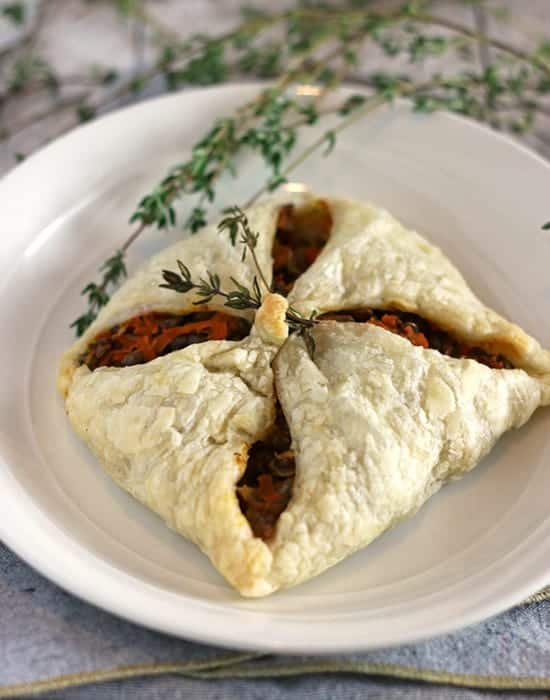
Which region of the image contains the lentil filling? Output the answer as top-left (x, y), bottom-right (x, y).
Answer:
top-left (81, 310), bottom-right (251, 370)
top-left (319, 308), bottom-right (514, 369)
top-left (237, 402), bottom-right (294, 541)
top-left (272, 198), bottom-right (333, 295)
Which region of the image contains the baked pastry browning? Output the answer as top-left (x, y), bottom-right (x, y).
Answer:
top-left (59, 191), bottom-right (550, 596)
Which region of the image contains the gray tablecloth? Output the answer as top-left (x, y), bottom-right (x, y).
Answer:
top-left (1, 542), bottom-right (549, 699)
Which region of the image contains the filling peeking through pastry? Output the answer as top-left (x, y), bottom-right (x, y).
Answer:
top-left (237, 402), bottom-right (295, 541)
top-left (319, 308), bottom-right (514, 369)
top-left (272, 198), bottom-right (333, 295)
top-left (235, 303), bottom-right (515, 541)
top-left (81, 311), bottom-right (251, 370)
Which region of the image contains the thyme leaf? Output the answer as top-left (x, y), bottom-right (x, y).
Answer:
top-left (2, 2), bottom-right (24, 26)
top-left (218, 206), bottom-right (270, 292)
top-left (71, 251), bottom-right (127, 336)
top-left (162, 206), bottom-right (319, 345)
top-left (160, 262), bottom-right (262, 311)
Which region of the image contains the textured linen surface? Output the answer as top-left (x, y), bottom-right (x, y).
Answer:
top-left (1, 544), bottom-right (549, 699)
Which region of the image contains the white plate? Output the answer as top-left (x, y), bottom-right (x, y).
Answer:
top-left (1, 83), bottom-right (550, 654)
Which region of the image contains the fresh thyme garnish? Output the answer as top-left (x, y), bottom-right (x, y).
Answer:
top-left (162, 207), bottom-right (319, 356)
top-left (71, 251), bottom-right (127, 336)
top-left (2, 3), bottom-right (25, 26)
top-left (161, 207), bottom-right (267, 309)
top-left (543, 222), bottom-right (550, 230)
top-left (160, 260), bottom-right (318, 356)
top-left (218, 206), bottom-right (270, 292)
top-left (287, 308), bottom-right (318, 359)
top-left (160, 261), bottom-right (262, 311)
top-left (66, 2), bottom-right (550, 335)
top-left (220, 206), bottom-right (319, 356)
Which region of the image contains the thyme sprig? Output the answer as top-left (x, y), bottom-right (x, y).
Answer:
top-left (218, 206), bottom-right (270, 292)
top-left (161, 206), bottom-right (319, 355)
top-left (159, 260), bottom-right (318, 352)
top-left (71, 251), bottom-right (126, 336)
top-left (214, 206), bottom-right (320, 351)
top-left (66, 2), bottom-right (550, 335)
top-left (160, 261), bottom-right (263, 311)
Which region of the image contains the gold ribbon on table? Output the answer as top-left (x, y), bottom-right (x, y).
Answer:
top-left (1, 588), bottom-right (549, 699)
top-left (523, 586), bottom-right (550, 604)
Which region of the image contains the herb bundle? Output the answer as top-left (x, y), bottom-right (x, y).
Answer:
top-left (5, 2), bottom-right (544, 334)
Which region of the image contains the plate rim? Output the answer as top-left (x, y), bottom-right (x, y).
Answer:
top-left (3, 457), bottom-right (550, 654)
top-left (1, 81), bottom-right (550, 654)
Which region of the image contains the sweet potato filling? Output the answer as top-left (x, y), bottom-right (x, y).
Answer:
top-left (319, 308), bottom-right (514, 369)
top-left (81, 311), bottom-right (251, 370)
top-left (237, 403), bottom-right (295, 541)
top-left (272, 198), bottom-right (333, 295)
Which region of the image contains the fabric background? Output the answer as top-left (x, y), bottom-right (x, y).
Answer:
top-left (1, 544), bottom-right (549, 698)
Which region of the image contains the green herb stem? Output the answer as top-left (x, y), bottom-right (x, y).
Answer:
top-left (67, 2), bottom-right (550, 336)
top-left (413, 12), bottom-right (550, 77)
top-left (243, 90), bottom-right (390, 209)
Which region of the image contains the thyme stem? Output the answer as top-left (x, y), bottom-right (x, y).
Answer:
top-left (243, 90), bottom-right (392, 209)
top-left (68, 2), bottom-right (550, 335)
top-left (472, 4), bottom-right (491, 72)
top-left (414, 12), bottom-right (550, 76)
top-left (250, 245), bottom-right (271, 293)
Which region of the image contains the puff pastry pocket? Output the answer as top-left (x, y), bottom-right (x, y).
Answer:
top-left (63, 294), bottom-right (290, 597)
top-left (268, 321), bottom-right (547, 592)
top-left (58, 192), bottom-right (550, 597)
top-left (288, 197), bottom-right (550, 376)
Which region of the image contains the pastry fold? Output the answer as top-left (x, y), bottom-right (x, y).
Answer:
top-left (65, 313), bottom-right (284, 597)
top-left (59, 192), bottom-right (550, 596)
top-left (270, 322), bottom-right (544, 591)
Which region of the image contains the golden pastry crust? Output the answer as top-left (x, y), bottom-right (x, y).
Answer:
top-left (65, 329), bottom-right (279, 596)
top-left (287, 196), bottom-right (550, 377)
top-left (59, 192), bottom-right (550, 596)
top-left (58, 198), bottom-right (285, 397)
top-left (254, 292), bottom-right (289, 345)
top-left (268, 323), bottom-right (543, 591)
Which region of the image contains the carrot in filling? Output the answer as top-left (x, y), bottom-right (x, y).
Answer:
top-left (237, 403), bottom-right (295, 541)
top-left (272, 199), bottom-right (333, 295)
top-left (81, 311), bottom-right (251, 370)
top-left (319, 308), bottom-right (514, 369)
